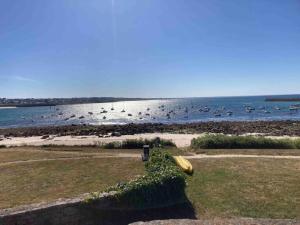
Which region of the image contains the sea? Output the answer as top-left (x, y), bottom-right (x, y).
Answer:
top-left (0, 95), bottom-right (300, 128)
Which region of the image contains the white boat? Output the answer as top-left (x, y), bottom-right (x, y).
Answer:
top-left (289, 106), bottom-right (300, 111)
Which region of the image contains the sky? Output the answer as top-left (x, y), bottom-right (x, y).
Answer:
top-left (0, 0), bottom-right (300, 98)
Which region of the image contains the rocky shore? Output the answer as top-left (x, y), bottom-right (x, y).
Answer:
top-left (1, 121), bottom-right (300, 138)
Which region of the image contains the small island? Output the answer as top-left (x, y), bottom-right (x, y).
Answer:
top-left (265, 97), bottom-right (300, 102)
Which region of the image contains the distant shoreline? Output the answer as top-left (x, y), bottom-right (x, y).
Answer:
top-left (0, 97), bottom-right (168, 108)
top-left (265, 98), bottom-right (300, 102)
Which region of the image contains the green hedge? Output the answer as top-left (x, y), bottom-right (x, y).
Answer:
top-left (191, 134), bottom-right (300, 149)
top-left (102, 137), bottom-right (176, 149)
top-left (88, 149), bottom-right (187, 209)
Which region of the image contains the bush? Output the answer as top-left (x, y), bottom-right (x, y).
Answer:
top-left (191, 134), bottom-right (299, 149)
top-left (0, 145), bottom-right (6, 148)
top-left (102, 137), bottom-right (176, 149)
top-left (88, 149), bottom-right (187, 209)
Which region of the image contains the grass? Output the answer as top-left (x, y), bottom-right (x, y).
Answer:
top-left (0, 148), bottom-right (96, 163)
top-left (187, 158), bottom-right (300, 219)
top-left (191, 134), bottom-right (300, 149)
top-left (1, 146), bottom-right (300, 219)
top-left (0, 157), bottom-right (144, 209)
top-left (194, 148), bottom-right (300, 156)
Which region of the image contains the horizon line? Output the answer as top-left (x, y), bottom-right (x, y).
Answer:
top-left (1, 93), bottom-right (300, 99)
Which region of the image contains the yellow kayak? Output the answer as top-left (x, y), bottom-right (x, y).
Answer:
top-left (173, 156), bottom-right (193, 174)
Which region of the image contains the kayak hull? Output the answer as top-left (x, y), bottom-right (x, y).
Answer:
top-left (173, 156), bottom-right (193, 174)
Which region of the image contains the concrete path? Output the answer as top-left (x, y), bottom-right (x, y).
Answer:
top-left (1, 153), bottom-right (300, 167)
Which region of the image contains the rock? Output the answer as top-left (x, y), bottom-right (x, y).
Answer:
top-left (111, 132), bottom-right (121, 137)
top-left (41, 135), bottom-right (50, 139)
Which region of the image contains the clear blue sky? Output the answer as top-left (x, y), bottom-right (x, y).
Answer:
top-left (1, 0), bottom-right (300, 98)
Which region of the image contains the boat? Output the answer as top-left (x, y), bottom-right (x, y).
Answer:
top-left (103, 116), bottom-right (106, 119)
top-left (147, 108), bottom-right (150, 111)
top-left (289, 105), bottom-right (300, 111)
top-left (173, 156), bottom-right (193, 174)
top-left (138, 112), bottom-right (142, 115)
top-left (70, 114), bottom-right (76, 118)
top-left (128, 113), bottom-right (132, 117)
top-left (88, 112), bottom-right (93, 115)
top-left (227, 111), bottom-right (233, 116)
top-left (145, 113), bottom-right (150, 116)
top-left (101, 110), bottom-right (108, 114)
top-left (203, 107), bottom-right (210, 112)
top-left (121, 109), bottom-right (126, 113)
top-left (79, 116), bottom-right (85, 119)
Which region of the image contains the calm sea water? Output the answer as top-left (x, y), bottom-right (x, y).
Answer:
top-left (1, 96), bottom-right (300, 128)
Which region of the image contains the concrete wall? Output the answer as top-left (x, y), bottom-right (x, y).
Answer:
top-left (0, 192), bottom-right (119, 225)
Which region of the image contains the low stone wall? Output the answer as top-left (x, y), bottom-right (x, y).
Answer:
top-left (0, 192), bottom-right (118, 225)
top-left (0, 193), bottom-right (197, 225)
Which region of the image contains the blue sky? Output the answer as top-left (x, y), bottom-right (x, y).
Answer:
top-left (0, 0), bottom-right (300, 98)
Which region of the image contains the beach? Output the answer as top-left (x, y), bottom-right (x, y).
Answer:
top-left (1, 120), bottom-right (300, 148)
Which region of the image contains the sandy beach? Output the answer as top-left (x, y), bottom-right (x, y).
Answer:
top-left (0, 133), bottom-right (201, 148)
top-left (2, 132), bottom-right (300, 148)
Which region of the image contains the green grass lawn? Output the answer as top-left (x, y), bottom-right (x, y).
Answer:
top-left (0, 148), bottom-right (96, 163)
top-left (1, 146), bottom-right (300, 220)
top-left (193, 148), bottom-right (300, 156)
top-left (187, 158), bottom-right (300, 219)
top-left (0, 157), bottom-right (144, 209)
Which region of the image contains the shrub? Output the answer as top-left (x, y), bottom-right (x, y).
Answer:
top-left (102, 137), bottom-right (176, 149)
top-left (294, 139), bottom-right (300, 149)
top-left (0, 145), bottom-right (6, 148)
top-left (191, 134), bottom-right (299, 149)
top-left (88, 149), bottom-right (187, 209)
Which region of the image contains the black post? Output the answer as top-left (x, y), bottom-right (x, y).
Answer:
top-left (142, 145), bottom-right (150, 161)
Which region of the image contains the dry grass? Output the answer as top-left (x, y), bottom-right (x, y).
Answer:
top-left (187, 158), bottom-right (300, 219)
top-left (0, 157), bottom-right (144, 209)
top-left (194, 148), bottom-right (300, 156)
top-left (0, 149), bottom-right (95, 163)
top-left (1, 146), bottom-right (300, 220)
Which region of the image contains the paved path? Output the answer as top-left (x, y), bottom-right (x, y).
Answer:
top-left (1, 153), bottom-right (300, 166)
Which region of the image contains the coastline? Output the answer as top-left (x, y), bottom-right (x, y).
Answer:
top-left (2, 132), bottom-right (300, 148)
top-left (1, 120), bottom-right (300, 138)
